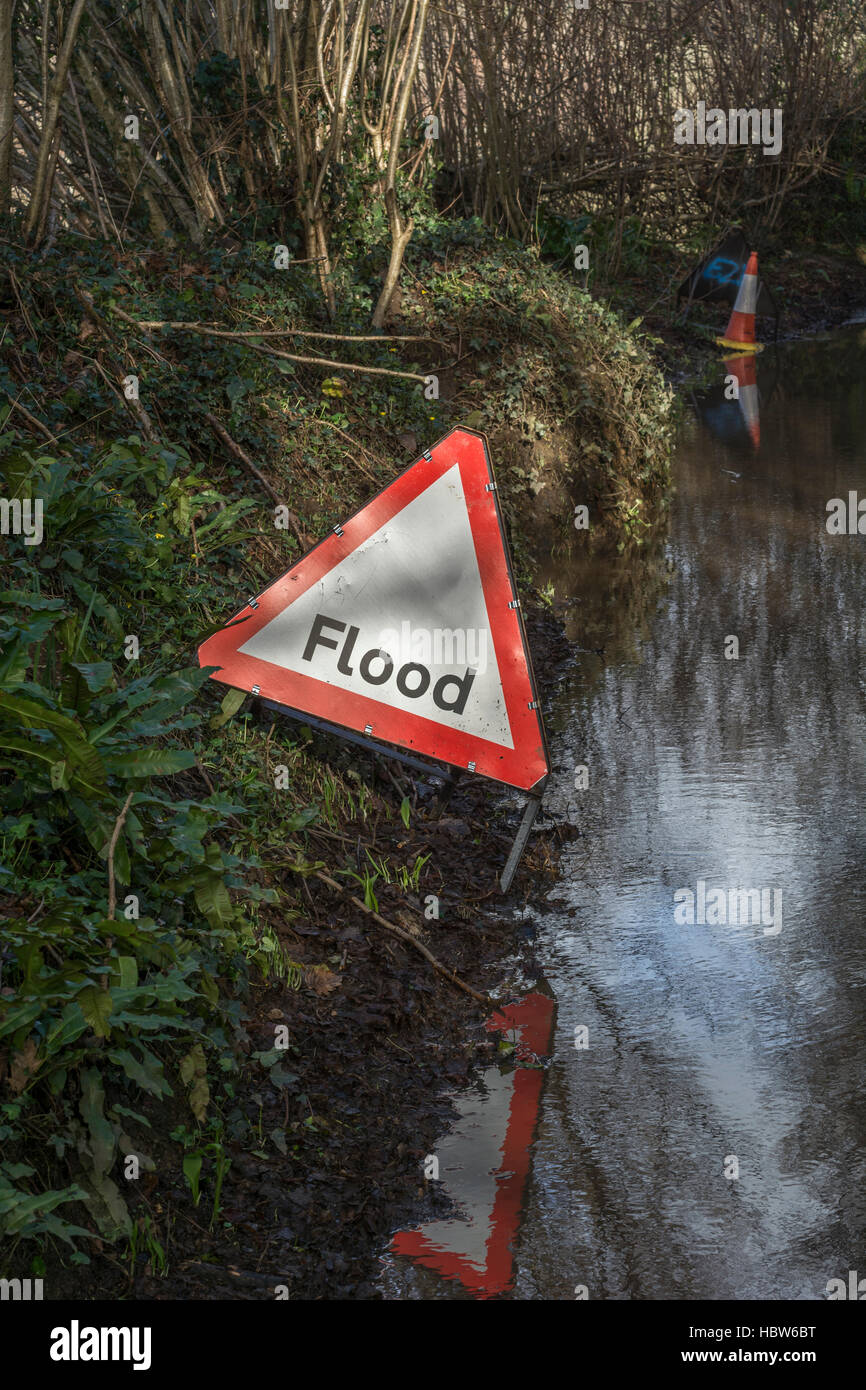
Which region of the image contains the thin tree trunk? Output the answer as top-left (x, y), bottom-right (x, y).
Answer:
top-left (372, 0), bottom-right (428, 330)
top-left (0, 0), bottom-right (13, 214)
top-left (23, 0), bottom-right (87, 243)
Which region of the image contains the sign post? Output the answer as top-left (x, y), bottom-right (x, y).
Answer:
top-left (499, 795), bottom-right (543, 893)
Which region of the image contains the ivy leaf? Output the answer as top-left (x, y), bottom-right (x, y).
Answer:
top-left (267, 1066), bottom-right (298, 1089)
top-left (225, 375), bottom-right (249, 407)
top-left (199, 969), bottom-right (219, 1006)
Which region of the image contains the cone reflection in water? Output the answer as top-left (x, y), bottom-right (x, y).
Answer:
top-left (716, 250), bottom-right (764, 352)
top-left (725, 352), bottom-right (760, 449)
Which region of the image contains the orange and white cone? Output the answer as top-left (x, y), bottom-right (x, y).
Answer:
top-left (716, 251), bottom-right (763, 352)
top-left (724, 353), bottom-right (760, 449)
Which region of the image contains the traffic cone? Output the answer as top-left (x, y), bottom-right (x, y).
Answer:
top-left (716, 251), bottom-right (763, 352)
top-left (724, 353), bottom-right (760, 449)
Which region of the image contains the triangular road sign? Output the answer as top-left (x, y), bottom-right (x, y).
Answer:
top-left (677, 227), bottom-right (779, 329)
top-left (198, 428), bottom-right (549, 791)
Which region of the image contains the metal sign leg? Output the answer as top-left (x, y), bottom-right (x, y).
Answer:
top-left (499, 795), bottom-right (543, 893)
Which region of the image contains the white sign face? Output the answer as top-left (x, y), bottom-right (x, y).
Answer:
top-left (239, 465), bottom-right (514, 748)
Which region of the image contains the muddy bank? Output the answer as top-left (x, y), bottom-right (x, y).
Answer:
top-left (47, 612), bottom-right (572, 1302)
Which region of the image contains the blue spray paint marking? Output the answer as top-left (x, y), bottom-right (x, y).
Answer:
top-left (703, 257), bottom-right (743, 288)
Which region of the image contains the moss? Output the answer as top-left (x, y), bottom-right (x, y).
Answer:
top-left (399, 231), bottom-right (674, 563)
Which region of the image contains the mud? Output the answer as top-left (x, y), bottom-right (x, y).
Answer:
top-left (50, 613), bottom-right (573, 1302)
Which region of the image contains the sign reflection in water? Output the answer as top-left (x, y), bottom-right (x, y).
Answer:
top-left (390, 992), bottom-right (555, 1299)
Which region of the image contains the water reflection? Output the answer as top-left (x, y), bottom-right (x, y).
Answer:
top-left (385, 993), bottom-right (555, 1299)
top-left (519, 330), bottom-right (866, 1299)
top-left (384, 329), bottom-right (866, 1300)
top-left (694, 352), bottom-right (767, 450)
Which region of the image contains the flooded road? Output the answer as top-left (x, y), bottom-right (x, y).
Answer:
top-left (385, 328), bottom-right (866, 1300)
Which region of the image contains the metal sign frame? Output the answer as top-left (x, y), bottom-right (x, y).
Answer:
top-left (256, 696), bottom-right (543, 891)
top-left (258, 696), bottom-right (458, 784)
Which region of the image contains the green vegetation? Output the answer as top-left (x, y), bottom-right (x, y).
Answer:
top-left (1, 0), bottom-right (863, 1297)
top-left (0, 210), bottom-right (672, 1277)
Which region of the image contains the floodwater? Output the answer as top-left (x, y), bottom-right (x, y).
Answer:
top-left (383, 327), bottom-right (866, 1300)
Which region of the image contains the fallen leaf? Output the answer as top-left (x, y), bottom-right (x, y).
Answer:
top-left (395, 909), bottom-right (422, 937)
top-left (304, 965), bottom-right (341, 996)
top-left (9, 1038), bottom-right (40, 1093)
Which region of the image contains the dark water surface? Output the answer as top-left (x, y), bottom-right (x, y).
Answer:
top-left (385, 328), bottom-right (866, 1300)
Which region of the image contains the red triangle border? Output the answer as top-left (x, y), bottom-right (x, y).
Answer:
top-left (198, 428), bottom-right (549, 792)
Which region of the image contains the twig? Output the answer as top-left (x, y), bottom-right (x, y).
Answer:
top-left (202, 412), bottom-right (307, 542)
top-left (6, 396), bottom-right (59, 443)
top-left (108, 305), bottom-right (427, 382)
top-left (112, 317), bottom-right (436, 343)
top-left (314, 870), bottom-right (489, 1005)
top-left (68, 76), bottom-right (110, 242)
top-left (6, 268), bottom-right (39, 337)
top-left (107, 792), bottom-right (135, 923)
top-left (229, 336), bottom-right (429, 385)
top-left (376, 755), bottom-right (409, 801)
top-left (195, 760), bottom-right (218, 798)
